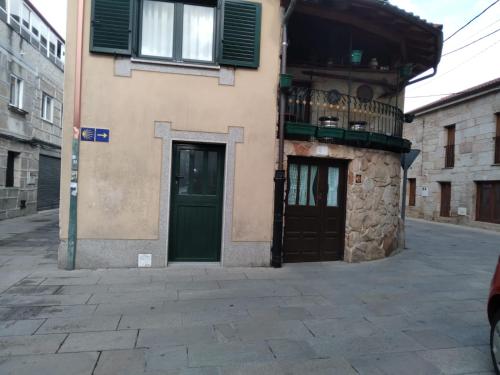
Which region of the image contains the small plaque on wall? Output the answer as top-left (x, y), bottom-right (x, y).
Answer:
top-left (356, 175), bottom-right (362, 184)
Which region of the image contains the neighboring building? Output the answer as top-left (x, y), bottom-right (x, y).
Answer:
top-left (0, 0), bottom-right (65, 219)
top-left (59, 0), bottom-right (442, 268)
top-left (404, 78), bottom-right (500, 231)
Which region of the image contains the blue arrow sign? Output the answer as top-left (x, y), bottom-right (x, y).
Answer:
top-left (81, 128), bottom-right (95, 141)
top-left (95, 129), bottom-right (110, 143)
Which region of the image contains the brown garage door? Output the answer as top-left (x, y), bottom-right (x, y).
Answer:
top-left (283, 157), bottom-right (347, 263)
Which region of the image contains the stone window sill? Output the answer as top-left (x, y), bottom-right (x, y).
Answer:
top-left (115, 57), bottom-right (235, 86)
top-left (8, 105), bottom-right (28, 116)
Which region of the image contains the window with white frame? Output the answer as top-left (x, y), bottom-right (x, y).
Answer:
top-left (140, 0), bottom-right (216, 63)
top-left (22, 3), bottom-right (30, 29)
top-left (9, 75), bottom-right (23, 109)
top-left (9, 0), bottom-right (21, 24)
top-left (41, 93), bottom-right (53, 122)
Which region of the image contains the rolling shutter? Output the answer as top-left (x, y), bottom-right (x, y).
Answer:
top-left (219, 0), bottom-right (261, 68)
top-left (90, 0), bottom-right (133, 55)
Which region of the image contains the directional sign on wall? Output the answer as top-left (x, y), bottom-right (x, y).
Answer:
top-left (80, 128), bottom-right (110, 143)
top-left (95, 129), bottom-right (110, 143)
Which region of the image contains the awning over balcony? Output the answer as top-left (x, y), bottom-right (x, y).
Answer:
top-left (281, 0), bottom-right (443, 80)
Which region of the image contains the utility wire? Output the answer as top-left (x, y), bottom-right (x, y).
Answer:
top-left (445, 0), bottom-right (500, 42)
top-left (442, 27), bottom-right (500, 56)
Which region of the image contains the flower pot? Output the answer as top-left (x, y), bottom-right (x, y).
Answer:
top-left (351, 50), bottom-right (363, 65)
top-left (280, 74), bottom-right (293, 89)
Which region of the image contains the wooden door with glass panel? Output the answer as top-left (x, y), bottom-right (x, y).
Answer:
top-left (284, 157), bottom-right (347, 262)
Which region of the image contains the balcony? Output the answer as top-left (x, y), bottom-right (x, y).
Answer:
top-left (284, 86), bottom-right (410, 153)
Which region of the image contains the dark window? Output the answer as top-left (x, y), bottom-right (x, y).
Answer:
top-left (6, 151), bottom-right (19, 187)
top-left (440, 182), bottom-right (451, 217)
top-left (0, 0), bottom-right (6, 10)
top-left (444, 125), bottom-right (455, 168)
top-left (408, 178), bottom-right (416, 206)
top-left (57, 41), bottom-right (63, 58)
top-left (495, 113), bottom-right (500, 164)
top-left (477, 181), bottom-right (500, 224)
top-left (49, 42), bottom-right (56, 55)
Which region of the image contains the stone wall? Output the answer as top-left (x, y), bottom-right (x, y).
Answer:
top-left (284, 141), bottom-right (402, 262)
top-left (403, 91), bottom-right (500, 231)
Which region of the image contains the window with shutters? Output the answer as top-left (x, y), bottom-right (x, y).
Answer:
top-left (444, 125), bottom-right (455, 168)
top-left (139, 0), bottom-right (217, 63)
top-left (90, 0), bottom-right (261, 68)
top-left (408, 178), bottom-right (416, 207)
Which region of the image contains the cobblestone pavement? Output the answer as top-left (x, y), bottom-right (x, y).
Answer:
top-left (0, 210), bottom-right (498, 374)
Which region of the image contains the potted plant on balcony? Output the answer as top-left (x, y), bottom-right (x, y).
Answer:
top-left (317, 116), bottom-right (344, 140)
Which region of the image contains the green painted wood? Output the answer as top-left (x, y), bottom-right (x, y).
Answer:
top-left (169, 143), bottom-right (225, 262)
top-left (285, 122), bottom-right (317, 136)
top-left (90, 0), bottom-right (133, 55)
top-left (316, 127), bottom-right (345, 140)
top-left (219, 0), bottom-right (261, 68)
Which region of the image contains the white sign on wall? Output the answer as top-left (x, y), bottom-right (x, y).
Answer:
top-left (421, 186), bottom-right (429, 197)
top-left (458, 207), bottom-right (467, 216)
top-left (138, 254), bottom-right (152, 268)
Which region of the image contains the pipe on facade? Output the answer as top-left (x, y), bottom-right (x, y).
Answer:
top-left (67, 0), bottom-right (85, 270)
top-left (271, 0), bottom-right (297, 268)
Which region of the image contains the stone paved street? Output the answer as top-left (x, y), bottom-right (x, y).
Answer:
top-left (0, 210), bottom-right (498, 374)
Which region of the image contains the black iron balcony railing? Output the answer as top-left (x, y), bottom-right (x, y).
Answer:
top-left (285, 86), bottom-right (404, 138)
top-left (444, 144), bottom-right (455, 168)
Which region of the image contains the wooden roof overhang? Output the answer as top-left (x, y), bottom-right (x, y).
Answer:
top-left (281, 0), bottom-right (443, 80)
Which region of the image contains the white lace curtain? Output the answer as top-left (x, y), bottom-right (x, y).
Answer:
top-left (141, 0), bottom-right (174, 58)
top-left (182, 5), bottom-right (214, 61)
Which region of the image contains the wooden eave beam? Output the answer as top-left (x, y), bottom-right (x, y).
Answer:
top-left (296, 3), bottom-right (402, 44)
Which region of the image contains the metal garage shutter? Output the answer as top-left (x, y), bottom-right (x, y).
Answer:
top-left (37, 155), bottom-right (61, 211)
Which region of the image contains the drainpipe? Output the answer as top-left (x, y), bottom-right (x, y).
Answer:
top-left (67, 0), bottom-right (85, 270)
top-left (271, 0), bottom-right (297, 268)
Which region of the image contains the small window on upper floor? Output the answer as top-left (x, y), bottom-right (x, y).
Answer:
top-left (140, 0), bottom-right (217, 63)
top-left (41, 93), bottom-right (54, 123)
top-left (9, 75), bottom-right (23, 109)
top-left (22, 3), bottom-right (30, 30)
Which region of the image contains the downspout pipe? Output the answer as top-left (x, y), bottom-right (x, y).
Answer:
top-left (271, 0), bottom-right (297, 268)
top-left (67, 0), bottom-right (85, 270)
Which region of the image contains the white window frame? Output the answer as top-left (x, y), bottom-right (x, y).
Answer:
top-left (41, 92), bottom-right (54, 123)
top-left (9, 74), bottom-right (23, 109)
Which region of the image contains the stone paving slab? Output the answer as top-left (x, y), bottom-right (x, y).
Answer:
top-left (0, 333), bottom-right (67, 356)
top-left (36, 315), bottom-right (121, 334)
top-left (0, 211), bottom-right (498, 374)
top-left (0, 352), bottom-right (99, 375)
top-left (0, 319), bottom-right (45, 336)
top-left (59, 330), bottom-right (138, 353)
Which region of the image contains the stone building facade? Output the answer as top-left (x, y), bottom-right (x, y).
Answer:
top-left (0, 0), bottom-right (65, 220)
top-left (404, 78), bottom-right (500, 231)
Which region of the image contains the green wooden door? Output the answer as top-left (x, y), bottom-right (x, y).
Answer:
top-left (169, 143), bottom-right (225, 262)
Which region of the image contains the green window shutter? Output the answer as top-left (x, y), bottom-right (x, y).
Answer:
top-left (90, 0), bottom-right (133, 55)
top-left (219, 0), bottom-right (262, 68)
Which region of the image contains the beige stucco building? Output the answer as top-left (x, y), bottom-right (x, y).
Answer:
top-left (59, 0), bottom-right (442, 269)
top-left (404, 78), bottom-right (500, 231)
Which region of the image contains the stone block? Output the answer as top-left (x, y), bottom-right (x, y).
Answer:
top-left (0, 352), bottom-right (99, 375)
top-left (0, 319), bottom-right (44, 336)
top-left (93, 349), bottom-right (146, 375)
top-left (0, 333), bottom-right (66, 356)
top-left (59, 330), bottom-right (138, 353)
top-left (36, 315), bottom-right (121, 334)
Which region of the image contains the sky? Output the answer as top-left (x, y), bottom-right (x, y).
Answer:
top-left (29, 0), bottom-right (67, 38)
top-left (390, 0), bottom-right (500, 112)
top-left (27, 0), bottom-right (499, 112)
